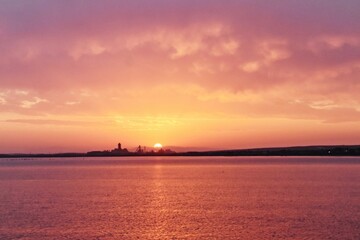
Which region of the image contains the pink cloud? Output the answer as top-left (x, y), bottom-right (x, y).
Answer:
top-left (0, 1), bottom-right (360, 151)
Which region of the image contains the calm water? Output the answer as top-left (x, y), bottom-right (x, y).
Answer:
top-left (0, 157), bottom-right (359, 239)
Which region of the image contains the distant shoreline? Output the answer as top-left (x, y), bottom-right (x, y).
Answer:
top-left (1, 145), bottom-right (360, 158)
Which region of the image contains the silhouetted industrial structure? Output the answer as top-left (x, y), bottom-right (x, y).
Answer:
top-left (86, 142), bottom-right (175, 156)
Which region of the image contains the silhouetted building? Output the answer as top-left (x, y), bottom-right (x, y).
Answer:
top-left (111, 143), bottom-right (129, 154)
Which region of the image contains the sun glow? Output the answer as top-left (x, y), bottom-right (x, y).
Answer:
top-left (154, 143), bottom-right (163, 149)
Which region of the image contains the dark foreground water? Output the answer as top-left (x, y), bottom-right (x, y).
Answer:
top-left (0, 157), bottom-right (359, 239)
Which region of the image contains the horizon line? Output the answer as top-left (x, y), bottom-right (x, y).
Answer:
top-left (1, 144), bottom-right (360, 155)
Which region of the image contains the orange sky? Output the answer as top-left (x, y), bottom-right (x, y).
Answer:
top-left (0, 1), bottom-right (360, 153)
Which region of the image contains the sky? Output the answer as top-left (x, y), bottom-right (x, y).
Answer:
top-left (0, 0), bottom-right (360, 153)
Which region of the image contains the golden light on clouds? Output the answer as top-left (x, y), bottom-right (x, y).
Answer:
top-left (0, 1), bottom-right (359, 152)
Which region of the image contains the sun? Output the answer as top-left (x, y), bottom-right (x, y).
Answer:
top-left (154, 143), bottom-right (163, 149)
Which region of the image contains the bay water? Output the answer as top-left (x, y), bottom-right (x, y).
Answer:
top-left (0, 157), bottom-right (359, 239)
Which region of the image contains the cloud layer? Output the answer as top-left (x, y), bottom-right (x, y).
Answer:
top-left (0, 0), bottom-right (360, 152)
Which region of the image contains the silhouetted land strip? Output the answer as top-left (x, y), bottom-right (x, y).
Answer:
top-left (1, 145), bottom-right (360, 158)
top-left (179, 145), bottom-right (360, 156)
